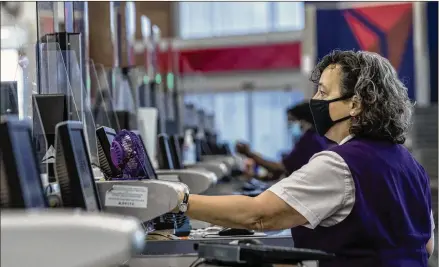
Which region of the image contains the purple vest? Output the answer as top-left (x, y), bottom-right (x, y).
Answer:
top-left (282, 129), bottom-right (334, 176)
top-left (291, 138), bottom-right (432, 267)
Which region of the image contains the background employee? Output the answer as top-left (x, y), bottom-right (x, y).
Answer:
top-left (236, 100), bottom-right (333, 177)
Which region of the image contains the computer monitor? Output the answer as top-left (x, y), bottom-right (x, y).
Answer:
top-left (0, 82), bottom-right (18, 116)
top-left (196, 109), bottom-right (205, 130)
top-left (168, 135), bottom-right (183, 170)
top-left (115, 111), bottom-right (130, 131)
top-left (165, 119), bottom-right (178, 135)
top-left (220, 143), bottom-right (232, 155)
top-left (0, 116), bottom-right (48, 208)
top-left (184, 103), bottom-right (196, 128)
top-left (96, 126), bottom-right (120, 179)
top-left (55, 121), bottom-right (101, 211)
top-left (157, 134), bottom-right (174, 170)
top-left (131, 130), bottom-right (157, 179)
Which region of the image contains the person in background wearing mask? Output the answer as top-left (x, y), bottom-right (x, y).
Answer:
top-left (279, 103), bottom-right (310, 159)
top-left (287, 104), bottom-right (305, 146)
top-left (174, 50), bottom-right (434, 266)
top-left (236, 101), bottom-right (332, 178)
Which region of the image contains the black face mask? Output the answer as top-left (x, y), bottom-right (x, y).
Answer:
top-left (309, 96), bottom-right (352, 136)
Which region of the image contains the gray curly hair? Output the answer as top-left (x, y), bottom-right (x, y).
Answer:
top-left (310, 50), bottom-right (414, 144)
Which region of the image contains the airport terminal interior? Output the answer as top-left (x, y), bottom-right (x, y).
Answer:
top-left (1, 1), bottom-right (438, 267)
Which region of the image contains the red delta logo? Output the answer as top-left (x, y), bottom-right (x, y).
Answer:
top-left (343, 3), bottom-right (413, 70)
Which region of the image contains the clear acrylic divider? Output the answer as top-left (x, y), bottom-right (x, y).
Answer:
top-left (94, 63), bottom-right (121, 130)
top-left (60, 48), bottom-right (99, 167)
top-left (89, 60), bottom-right (120, 131)
top-left (37, 42), bottom-right (81, 176)
top-left (14, 43), bottom-right (71, 177)
top-left (38, 42), bottom-right (80, 119)
top-left (126, 66), bottom-right (146, 112)
top-left (110, 67), bottom-right (137, 129)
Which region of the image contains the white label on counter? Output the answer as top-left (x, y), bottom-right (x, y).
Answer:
top-left (105, 185), bottom-right (148, 208)
top-left (158, 175), bottom-right (180, 182)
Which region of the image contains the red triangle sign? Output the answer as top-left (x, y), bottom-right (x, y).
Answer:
top-left (354, 3), bottom-right (412, 32)
top-left (344, 11), bottom-right (380, 53)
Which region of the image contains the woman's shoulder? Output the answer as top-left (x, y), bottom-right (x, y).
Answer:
top-left (308, 149), bottom-right (349, 170)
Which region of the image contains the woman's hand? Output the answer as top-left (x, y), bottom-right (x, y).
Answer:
top-left (235, 142), bottom-right (251, 156)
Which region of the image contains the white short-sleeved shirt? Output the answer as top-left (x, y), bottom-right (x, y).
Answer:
top-left (268, 135), bottom-right (435, 231)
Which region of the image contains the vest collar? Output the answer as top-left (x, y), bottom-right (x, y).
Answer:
top-left (339, 134), bottom-right (355, 145)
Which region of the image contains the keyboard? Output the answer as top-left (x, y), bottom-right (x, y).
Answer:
top-left (195, 242), bottom-right (335, 265)
top-left (239, 244), bottom-right (335, 264)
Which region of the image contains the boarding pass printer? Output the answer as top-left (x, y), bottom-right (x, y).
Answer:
top-left (156, 168), bottom-right (217, 194)
top-left (187, 161), bottom-right (230, 180)
top-left (1, 211), bottom-right (145, 267)
top-left (200, 155), bottom-right (240, 172)
top-left (96, 179), bottom-right (188, 222)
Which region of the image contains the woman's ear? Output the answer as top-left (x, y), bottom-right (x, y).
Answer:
top-left (350, 95), bottom-right (363, 117)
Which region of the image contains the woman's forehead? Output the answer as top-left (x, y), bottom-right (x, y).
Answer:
top-left (320, 64), bottom-right (342, 90)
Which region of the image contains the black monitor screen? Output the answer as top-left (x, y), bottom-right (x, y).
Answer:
top-left (70, 129), bottom-right (99, 212)
top-left (11, 129), bottom-right (47, 208)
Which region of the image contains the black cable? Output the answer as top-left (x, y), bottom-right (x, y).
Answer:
top-left (189, 258), bottom-right (205, 267)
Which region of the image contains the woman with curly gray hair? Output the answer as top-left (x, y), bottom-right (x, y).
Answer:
top-left (172, 50), bottom-right (434, 266)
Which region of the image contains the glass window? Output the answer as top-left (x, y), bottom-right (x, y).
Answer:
top-left (251, 90), bottom-right (304, 160)
top-left (179, 1), bottom-right (305, 39)
top-left (184, 91), bottom-right (250, 146)
top-left (274, 2), bottom-right (305, 31)
top-left (184, 89), bottom-right (304, 161)
top-left (211, 2), bottom-right (270, 36)
top-left (179, 2), bottom-right (213, 39)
